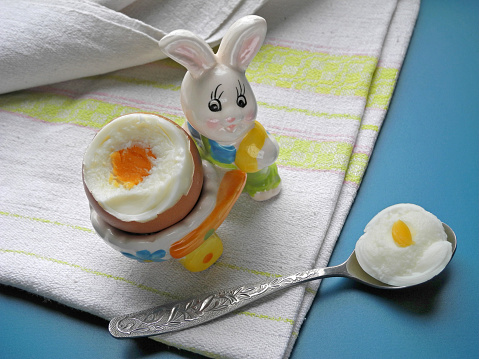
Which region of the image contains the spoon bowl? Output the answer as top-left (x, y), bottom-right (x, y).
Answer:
top-left (344, 223), bottom-right (456, 289)
top-left (109, 223), bottom-right (456, 338)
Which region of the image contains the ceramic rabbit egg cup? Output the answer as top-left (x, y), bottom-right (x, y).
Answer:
top-left (86, 16), bottom-right (281, 272)
top-left (90, 159), bottom-right (247, 272)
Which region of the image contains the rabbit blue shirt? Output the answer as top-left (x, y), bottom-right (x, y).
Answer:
top-left (187, 122), bottom-right (236, 165)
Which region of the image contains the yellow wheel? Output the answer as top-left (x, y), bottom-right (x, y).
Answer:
top-left (179, 232), bottom-right (223, 272)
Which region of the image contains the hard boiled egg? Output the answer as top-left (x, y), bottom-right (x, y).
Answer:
top-left (83, 113), bottom-right (203, 234)
top-left (355, 203), bottom-right (452, 286)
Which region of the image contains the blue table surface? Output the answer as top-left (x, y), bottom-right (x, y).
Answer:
top-left (1, 1), bottom-right (478, 358)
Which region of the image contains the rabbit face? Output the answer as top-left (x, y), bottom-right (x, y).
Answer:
top-left (159, 15), bottom-right (267, 145)
top-left (181, 64), bottom-right (257, 144)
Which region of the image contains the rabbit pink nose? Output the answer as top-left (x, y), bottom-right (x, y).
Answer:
top-left (225, 117), bottom-right (236, 123)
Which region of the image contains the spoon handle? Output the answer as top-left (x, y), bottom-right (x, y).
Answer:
top-left (109, 264), bottom-right (346, 338)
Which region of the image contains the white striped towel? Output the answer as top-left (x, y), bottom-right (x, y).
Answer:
top-left (0, 0), bottom-right (420, 358)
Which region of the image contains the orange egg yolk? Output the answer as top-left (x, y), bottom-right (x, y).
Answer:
top-left (110, 145), bottom-right (156, 189)
top-left (392, 220), bottom-right (414, 247)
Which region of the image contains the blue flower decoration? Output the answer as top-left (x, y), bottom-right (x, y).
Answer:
top-left (121, 249), bottom-right (167, 262)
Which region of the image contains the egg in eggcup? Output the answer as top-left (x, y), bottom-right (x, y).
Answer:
top-left (83, 113), bottom-right (203, 234)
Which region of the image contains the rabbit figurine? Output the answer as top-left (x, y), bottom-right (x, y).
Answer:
top-left (158, 15), bottom-right (281, 201)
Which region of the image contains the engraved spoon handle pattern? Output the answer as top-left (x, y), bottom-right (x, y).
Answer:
top-left (109, 223), bottom-right (457, 339)
top-left (109, 263), bottom-right (348, 338)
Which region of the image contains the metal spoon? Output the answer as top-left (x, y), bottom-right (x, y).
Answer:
top-left (109, 223), bottom-right (456, 339)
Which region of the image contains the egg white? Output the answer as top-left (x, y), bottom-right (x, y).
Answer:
top-left (355, 203), bottom-right (452, 286)
top-left (83, 113), bottom-right (195, 223)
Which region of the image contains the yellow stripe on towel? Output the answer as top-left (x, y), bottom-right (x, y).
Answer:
top-left (344, 152), bottom-right (370, 184)
top-left (0, 91), bottom-right (355, 172)
top-left (248, 44), bottom-right (378, 97)
top-left (277, 136), bottom-right (353, 172)
top-left (0, 248), bottom-right (181, 300)
top-left (0, 91), bottom-right (185, 129)
top-left (366, 67), bottom-right (399, 109)
top-left (0, 248), bottom-right (296, 327)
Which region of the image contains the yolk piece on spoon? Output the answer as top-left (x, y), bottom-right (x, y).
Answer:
top-left (392, 220), bottom-right (414, 247)
top-left (110, 145), bottom-right (156, 189)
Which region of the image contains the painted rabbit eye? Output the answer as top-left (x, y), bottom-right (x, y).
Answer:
top-left (208, 99), bottom-right (222, 112)
top-left (236, 95), bottom-right (247, 108)
top-left (209, 84), bottom-right (224, 112)
top-left (236, 80), bottom-right (247, 108)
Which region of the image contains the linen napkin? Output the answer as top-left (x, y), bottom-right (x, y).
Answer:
top-left (0, 0), bottom-right (420, 358)
top-left (0, 0), bottom-right (267, 95)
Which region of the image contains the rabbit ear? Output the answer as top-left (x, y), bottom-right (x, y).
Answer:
top-left (159, 30), bottom-right (216, 79)
top-left (216, 15), bottom-right (266, 72)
